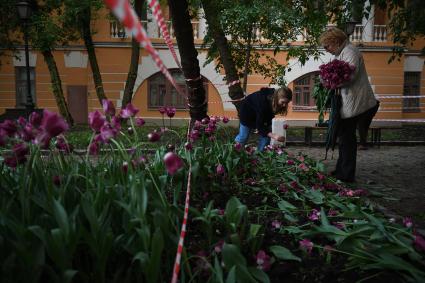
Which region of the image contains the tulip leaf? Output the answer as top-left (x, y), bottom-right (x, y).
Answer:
top-left (269, 245), bottom-right (301, 262)
top-left (248, 267), bottom-right (270, 283)
top-left (52, 199), bottom-right (69, 239)
top-left (225, 266), bottom-right (236, 283)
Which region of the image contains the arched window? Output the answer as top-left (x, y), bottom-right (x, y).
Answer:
top-left (148, 70), bottom-right (208, 109)
top-left (293, 72), bottom-right (319, 109)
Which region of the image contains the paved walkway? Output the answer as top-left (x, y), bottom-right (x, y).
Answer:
top-left (286, 145), bottom-right (425, 230)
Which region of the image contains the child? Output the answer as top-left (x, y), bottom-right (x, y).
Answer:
top-left (235, 86), bottom-right (292, 151)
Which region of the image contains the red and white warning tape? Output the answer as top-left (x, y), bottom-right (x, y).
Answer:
top-left (171, 122), bottom-right (193, 283)
top-left (227, 79), bottom-right (241, 87)
top-left (104, 0), bottom-right (186, 98)
top-left (147, 0), bottom-right (182, 69)
top-left (378, 95), bottom-right (425, 99)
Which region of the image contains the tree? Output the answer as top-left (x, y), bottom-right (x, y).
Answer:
top-left (0, 0), bottom-right (20, 67)
top-left (200, 0), bottom-right (245, 113)
top-left (27, 0), bottom-right (74, 125)
top-left (63, 0), bottom-right (107, 105)
top-left (121, 0), bottom-right (145, 107)
top-left (167, 0), bottom-right (208, 122)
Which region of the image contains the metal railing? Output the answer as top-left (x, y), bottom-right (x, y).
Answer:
top-left (110, 20), bottom-right (200, 39)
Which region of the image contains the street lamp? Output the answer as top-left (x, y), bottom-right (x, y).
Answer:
top-left (344, 17), bottom-right (359, 37)
top-left (16, 1), bottom-right (35, 111)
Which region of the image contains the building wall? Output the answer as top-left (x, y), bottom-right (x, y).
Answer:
top-left (1, 7), bottom-right (424, 125)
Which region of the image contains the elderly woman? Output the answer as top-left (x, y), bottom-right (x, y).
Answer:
top-left (320, 27), bottom-right (379, 182)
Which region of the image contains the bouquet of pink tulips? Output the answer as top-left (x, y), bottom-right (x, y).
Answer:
top-left (319, 59), bottom-right (355, 90)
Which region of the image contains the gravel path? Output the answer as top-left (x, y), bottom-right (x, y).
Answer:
top-left (286, 145), bottom-right (425, 230)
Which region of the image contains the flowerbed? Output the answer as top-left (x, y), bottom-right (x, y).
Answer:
top-left (1, 102), bottom-right (424, 283)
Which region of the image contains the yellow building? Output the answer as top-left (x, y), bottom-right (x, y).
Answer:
top-left (1, 5), bottom-right (424, 125)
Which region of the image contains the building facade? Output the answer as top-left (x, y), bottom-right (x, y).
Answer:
top-left (1, 5), bottom-right (424, 125)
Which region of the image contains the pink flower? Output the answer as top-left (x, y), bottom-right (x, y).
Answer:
top-left (255, 250), bottom-right (271, 271)
top-left (89, 142), bottom-right (99, 155)
top-left (147, 131), bottom-right (161, 142)
top-left (286, 159), bottom-right (295, 166)
top-left (403, 217), bottom-right (413, 228)
top-left (308, 209), bottom-right (321, 221)
top-left (319, 59), bottom-right (355, 90)
top-left (29, 112), bottom-right (42, 128)
top-left (328, 209), bottom-right (338, 217)
top-left (163, 152), bottom-right (184, 175)
top-left (271, 220), bottom-right (281, 229)
top-left (234, 142), bottom-right (242, 152)
top-left (158, 106), bottom-right (166, 115)
top-left (222, 116), bottom-right (229, 123)
top-left (414, 234), bottom-right (425, 252)
top-left (333, 222), bottom-right (345, 229)
top-left (102, 99), bottom-right (116, 116)
top-left (184, 142), bottom-right (193, 151)
top-left (298, 163), bottom-right (309, 171)
top-left (122, 161), bottom-right (129, 174)
top-left (135, 117), bottom-right (145, 127)
top-left (216, 164), bottom-right (225, 175)
top-left (166, 107), bottom-right (176, 118)
top-left (89, 111), bottom-right (106, 133)
top-left (278, 184), bottom-right (288, 193)
top-left (214, 240), bottom-right (225, 253)
top-left (52, 175), bottom-right (61, 186)
top-left (101, 123), bottom-right (117, 142)
top-left (201, 117), bottom-right (209, 125)
top-left (0, 120), bottom-right (17, 137)
top-left (40, 110), bottom-right (69, 139)
top-left (299, 239), bottom-right (314, 254)
top-left (283, 124), bottom-right (289, 130)
top-left (55, 136), bottom-right (73, 153)
top-left (317, 173), bottom-right (325, 180)
top-left (120, 103), bottom-right (139, 118)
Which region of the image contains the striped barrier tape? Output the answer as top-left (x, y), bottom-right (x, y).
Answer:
top-left (104, 0), bottom-right (186, 99)
top-left (147, 0), bottom-right (182, 69)
top-left (171, 121), bottom-right (193, 283)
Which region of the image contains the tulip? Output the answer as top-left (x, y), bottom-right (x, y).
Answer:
top-left (29, 112), bottom-right (42, 128)
top-left (166, 107), bottom-right (176, 118)
top-left (102, 99), bottom-right (116, 116)
top-left (120, 103), bottom-right (139, 118)
top-left (184, 142), bottom-right (193, 151)
top-left (158, 106), bottom-right (166, 115)
top-left (299, 239), bottom-right (314, 254)
top-left (163, 152), bottom-right (183, 175)
top-left (135, 117), bottom-right (145, 127)
top-left (222, 116), bottom-right (229, 124)
top-left (216, 164), bottom-right (225, 175)
top-left (255, 250), bottom-right (271, 271)
top-left (0, 120), bottom-right (17, 137)
top-left (147, 131), bottom-right (161, 142)
top-left (52, 175), bottom-right (61, 187)
top-left (89, 110), bottom-right (106, 133)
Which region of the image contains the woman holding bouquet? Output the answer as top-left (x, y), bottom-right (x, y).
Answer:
top-left (235, 86), bottom-right (292, 151)
top-left (320, 27), bottom-right (379, 182)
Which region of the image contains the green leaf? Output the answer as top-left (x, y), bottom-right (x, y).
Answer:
top-left (52, 199), bottom-right (69, 239)
top-left (269, 245), bottom-right (301, 262)
top-left (222, 243), bottom-right (247, 268)
top-left (277, 199), bottom-right (296, 211)
top-left (225, 266), bottom-right (237, 283)
top-left (248, 267), bottom-right (270, 283)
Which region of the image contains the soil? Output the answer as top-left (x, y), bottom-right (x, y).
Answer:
top-left (286, 145), bottom-right (425, 232)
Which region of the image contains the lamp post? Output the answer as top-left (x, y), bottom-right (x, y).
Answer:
top-left (16, 1), bottom-right (34, 111)
top-left (344, 17), bottom-right (359, 37)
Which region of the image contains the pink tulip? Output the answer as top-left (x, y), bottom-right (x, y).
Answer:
top-left (184, 142), bottom-right (193, 151)
top-left (403, 217), bottom-right (413, 228)
top-left (158, 106), bottom-right (166, 115)
top-left (89, 111), bottom-right (106, 133)
top-left (29, 112), bottom-right (42, 128)
top-left (214, 240), bottom-right (225, 253)
top-left (216, 164), bottom-right (225, 175)
top-left (147, 132), bottom-right (161, 142)
top-left (120, 103), bottom-right (139, 118)
top-left (52, 175), bottom-right (61, 186)
top-left (0, 120), bottom-right (17, 137)
top-left (271, 220), bottom-right (281, 229)
top-left (414, 234), bottom-right (425, 252)
top-left (222, 116), bottom-right (229, 124)
top-left (135, 117), bottom-right (145, 127)
top-left (163, 152), bottom-right (184, 175)
top-left (166, 107), bottom-right (176, 118)
top-left (299, 239), bottom-right (314, 254)
top-left (255, 250), bottom-right (271, 271)
top-left (308, 209), bottom-right (321, 221)
top-left (102, 99), bottom-right (116, 116)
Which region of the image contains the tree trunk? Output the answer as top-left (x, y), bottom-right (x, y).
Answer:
top-left (168, 0), bottom-right (207, 122)
top-left (201, 0), bottom-right (245, 114)
top-left (122, 0), bottom-right (144, 107)
top-left (41, 50), bottom-right (74, 125)
top-left (81, 7), bottom-right (107, 105)
top-left (242, 25), bottom-right (253, 92)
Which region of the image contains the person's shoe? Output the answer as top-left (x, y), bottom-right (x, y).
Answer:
top-left (358, 145), bottom-right (368, 150)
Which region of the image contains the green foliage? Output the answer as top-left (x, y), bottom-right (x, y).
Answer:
top-left (1, 117), bottom-right (425, 282)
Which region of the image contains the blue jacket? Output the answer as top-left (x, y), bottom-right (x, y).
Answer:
top-left (239, 88), bottom-right (275, 137)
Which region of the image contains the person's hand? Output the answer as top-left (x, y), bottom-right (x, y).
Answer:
top-left (276, 135), bottom-right (286, 142)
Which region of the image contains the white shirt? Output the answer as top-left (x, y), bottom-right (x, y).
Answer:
top-left (336, 42), bottom-right (378, 119)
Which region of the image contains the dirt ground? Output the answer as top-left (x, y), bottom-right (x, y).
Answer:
top-left (286, 145), bottom-right (425, 232)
